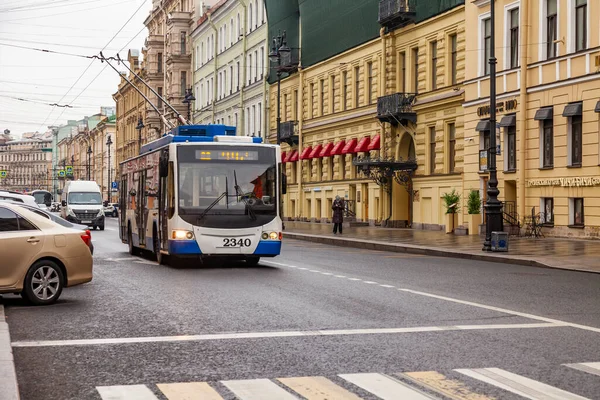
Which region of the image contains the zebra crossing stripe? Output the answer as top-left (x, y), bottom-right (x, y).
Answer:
top-left (564, 362), bottom-right (600, 377)
top-left (221, 378), bottom-right (299, 400)
top-left (278, 376), bottom-right (362, 400)
top-left (455, 368), bottom-right (590, 400)
top-left (339, 373), bottom-right (436, 399)
top-left (401, 371), bottom-right (493, 400)
top-left (157, 382), bottom-right (223, 400)
top-left (96, 384), bottom-right (159, 400)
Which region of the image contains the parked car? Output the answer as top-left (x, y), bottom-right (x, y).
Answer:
top-left (0, 191), bottom-right (40, 208)
top-left (103, 202), bottom-right (118, 217)
top-left (15, 204), bottom-right (94, 255)
top-left (0, 202), bottom-right (93, 305)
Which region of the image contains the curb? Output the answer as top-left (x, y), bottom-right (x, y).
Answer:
top-left (284, 232), bottom-right (600, 274)
top-left (0, 303), bottom-right (20, 400)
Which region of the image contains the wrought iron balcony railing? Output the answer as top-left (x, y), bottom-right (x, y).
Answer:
top-left (376, 93), bottom-right (417, 124)
top-left (378, 0), bottom-right (416, 28)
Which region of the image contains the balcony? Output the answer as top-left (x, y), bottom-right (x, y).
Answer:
top-left (279, 121), bottom-right (298, 146)
top-left (145, 35), bottom-right (164, 49)
top-left (376, 93), bottom-right (417, 124)
top-left (479, 150), bottom-right (489, 172)
top-left (378, 0), bottom-right (416, 31)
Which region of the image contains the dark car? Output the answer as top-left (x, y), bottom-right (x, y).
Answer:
top-left (15, 203), bottom-right (95, 255)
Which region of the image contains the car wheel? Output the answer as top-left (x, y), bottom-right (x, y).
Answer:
top-left (128, 226), bottom-right (137, 256)
top-left (21, 260), bottom-right (64, 305)
top-left (99, 225), bottom-right (105, 231)
top-left (246, 256), bottom-right (260, 266)
top-left (92, 226), bottom-right (97, 230)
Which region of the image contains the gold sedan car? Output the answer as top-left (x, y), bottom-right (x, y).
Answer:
top-left (0, 202), bottom-right (93, 305)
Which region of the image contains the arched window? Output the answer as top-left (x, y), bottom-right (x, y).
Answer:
top-left (237, 13), bottom-right (241, 36)
top-left (254, 0), bottom-right (259, 28)
top-left (230, 18), bottom-right (234, 45)
top-left (248, 4), bottom-right (253, 33)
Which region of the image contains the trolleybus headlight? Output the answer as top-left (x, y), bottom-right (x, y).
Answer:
top-left (261, 232), bottom-right (269, 240)
top-left (172, 230), bottom-right (194, 240)
top-left (269, 232), bottom-right (279, 240)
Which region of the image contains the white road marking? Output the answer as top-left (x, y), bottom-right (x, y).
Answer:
top-left (157, 382), bottom-right (223, 399)
top-left (309, 270), bottom-right (321, 273)
top-left (96, 385), bottom-right (159, 400)
top-left (564, 362), bottom-right (600, 377)
top-left (455, 368), bottom-right (590, 400)
top-left (339, 373), bottom-right (434, 399)
top-left (320, 272), bottom-right (333, 276)
top-left (347, 278), bottom-right (361, 281)
top-left (221, 378), bottom-right (298, 399)
top-left (399, 288), bottom-right (600, 334)
top-left (334, 275), bottom-right (346, 278)
top-left (363, 281), bottom-right (378, 284)
top-left (11, 323), bottom-right (561, 348)
top-left (380, 284), bottom-right (395, 288)
top-left (298, 267), bottom-right (308, 270)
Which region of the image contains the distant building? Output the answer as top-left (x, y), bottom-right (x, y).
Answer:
top-left (0, 138), bottom-right (52, 192)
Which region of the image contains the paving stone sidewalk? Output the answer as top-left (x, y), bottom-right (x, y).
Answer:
top-left (283, 221), bottom-right (600, 274)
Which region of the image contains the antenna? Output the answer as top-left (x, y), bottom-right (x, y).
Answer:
top-left (115, 53), bottom-right (190, 126)
top-left (100, 52), bottom-right (175, 130)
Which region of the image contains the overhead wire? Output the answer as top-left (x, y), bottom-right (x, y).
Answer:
top-left (0, 0), bottom-right (136, 22)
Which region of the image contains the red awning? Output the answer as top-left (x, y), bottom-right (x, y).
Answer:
top-left (289, 150), bottom-right (299, 162)
top-left (299, 146), bottom-right (312, 159)
top-left (281, 151), bottom-right (288, 163)
top-left (320, 142), bottom-right (334, 157)
top-left (341, 138), bottom-right (357, 154)
top-left (309, 144), bottom-right (323, 159)
top-left (355, 136), bottom-right (371, 152)
top-left (330, 140), bottom-right (346, 155)
top-left (367, 134), bottom-right (380, 151)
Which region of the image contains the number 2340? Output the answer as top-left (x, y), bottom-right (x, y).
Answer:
top-left (222, 238), bottom-right (252, 247)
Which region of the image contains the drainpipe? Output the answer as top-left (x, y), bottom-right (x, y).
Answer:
top-left (517, 0), bottom-right (529, 220)
top-left (239, 0), bottom-right (248, 136)
top-left (207, 12), bottom-right (218, 124)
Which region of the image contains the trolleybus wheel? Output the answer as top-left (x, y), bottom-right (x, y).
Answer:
top-left (246, 257), bottom-right (260, 266)
top-left (128, 226), bottom-right (138, 256)
top-left (153, 226), bottom-right (166, 265)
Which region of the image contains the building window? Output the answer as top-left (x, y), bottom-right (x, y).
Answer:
top-left (399, 51), bottom-right (406, 91)
top-left (257, 102), bottom-right (262, 136)
top-left (507, 125), bottom-right (516, 171)
top-left (342, 71), bottom-right (348, 111)
top-left (448, 123), bottom-right (456, 173)
top-left (310, 82), bottom-right (315, 118)
top-left (542, 118), bottom-right (554, 168)
top-left (546, 0), bottom-right (557, 59)
top-left (449, 36), bottom-right (457, 85)
top-left (230, 19), bottom-right (234, 46)
top-left (248, 3), bottom-right (253, 33)
top-left (283, 94), bottom-right (288, 121)
top-left (320, 79), bottom-right (325, 115)
top-left (157, 87), bottom-right (163, 109)
top-left (236, 61), bottom-right (240, 90)
top-left (260, 47), bottom-right (264, 78)
top-left (542, 198), bottom-right (554, 224)
top-left (429, 126), bottom-right (436, 174)
top-left (570, 198), bottom-right (584, 226)
top-left (412, 47), bottom-right (419, 93)
top-left (293, 89), bottom-right (299, 119)
top-left (509, 8), bottom-right (519, 68)
top-left (229, 66), bottom-right (233, 94)
top-left (354, 66), bottom-right (360, 108)
top-left (575, 0), bottom-right (587, 51)
top-left (367, 62), bottom-right (374, 104)
top-left (180, 31), bottom-right (186, 55)
top-left (330, 75), bottom-right (336, 113)
top-left (570, 114), bottom-right (583, 166)
top-left (483, 17), bottom-right (491, 75)
top-left (248, 54), bottom-right (252, 84)
top-left (157, 53), bottom-right (163, 73)
top-left (430, 41), bottom-right (438, 90)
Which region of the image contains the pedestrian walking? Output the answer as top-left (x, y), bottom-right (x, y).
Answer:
top-left (332, 195), bottom-right (344, 234)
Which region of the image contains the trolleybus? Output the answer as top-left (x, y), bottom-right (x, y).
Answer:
top-left (118, 125), bottom-right (283, 266)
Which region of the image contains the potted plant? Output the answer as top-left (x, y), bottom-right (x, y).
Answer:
top-left (466, 189), bottom-right (482, 236)
top-left (442, 189), bottom-right (460, 233)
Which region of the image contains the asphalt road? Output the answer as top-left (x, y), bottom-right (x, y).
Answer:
top-left (3, 217), bottom-right (600, 400)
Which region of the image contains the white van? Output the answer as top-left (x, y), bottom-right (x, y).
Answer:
top-left (61, 181), bottom-right (105, 230)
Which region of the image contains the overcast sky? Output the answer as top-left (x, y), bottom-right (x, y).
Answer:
top-left (0, 0), bottom-right (152, 138)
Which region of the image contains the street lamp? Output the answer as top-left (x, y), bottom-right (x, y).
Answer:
top-left (136, 116), bottom-right (145, 152)
top-left (269, 31), bottom-right (291, 144)
top-left (483, 0), bottom-right (503, 251)
top-left (106, 135), bottom-right (113, 203)
top-left (87, 146), bottom-right (92, 180)
top-left (182, 88), bottom-right (195, 123)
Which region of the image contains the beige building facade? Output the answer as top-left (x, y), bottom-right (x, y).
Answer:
top-left (463, 0), bottom-right (600, 237)
top-left (0, 138), bottom-right (52, 192)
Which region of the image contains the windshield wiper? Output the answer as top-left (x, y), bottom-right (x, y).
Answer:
top-left (197, 177), bottom-right (229, 222)
top-left (233, 170), bottom-right (257, 220)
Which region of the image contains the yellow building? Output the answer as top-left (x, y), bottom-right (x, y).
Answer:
top-left (274, 1), bottom-right (466, 229)
top-left (463, 0), bottom-right (600, 237)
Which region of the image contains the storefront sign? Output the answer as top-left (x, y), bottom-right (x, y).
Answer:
top-left (527, 177), bottom-right (600, 187)
top-left (477, 99), bottom-right (518, 117)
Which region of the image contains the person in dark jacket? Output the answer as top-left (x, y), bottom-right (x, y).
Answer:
top-left (332, 195), bottom-right (345, 234)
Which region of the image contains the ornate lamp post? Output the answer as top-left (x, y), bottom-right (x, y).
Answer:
top-left (106, 135), bottom-right (113, 203)
top-left (87, 146), bottom-right (92, 180)
top-left (269, 31), bottom-right (291, 144)
top-left (136, 116), bottom-right (145, 153)
top-left (483, 0), bottom-right (503, 251)
top-left (182, 88), bottom-right (195, 123)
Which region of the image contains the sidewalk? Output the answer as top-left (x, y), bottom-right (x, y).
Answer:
top-left (283, 221), bottom-right (600, 274)
top-left (0, 304), bottom-right (19, 400)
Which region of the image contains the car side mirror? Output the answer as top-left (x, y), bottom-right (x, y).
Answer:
top-left (61, 200), bottom-right (66, 207)
top-left (281, 174), bottom-right (287, 195)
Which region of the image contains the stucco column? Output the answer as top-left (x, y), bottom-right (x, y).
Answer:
top-left (297, 67), bottom-right (304, 219)
top-left (517, 0), bottom-right (529, 219)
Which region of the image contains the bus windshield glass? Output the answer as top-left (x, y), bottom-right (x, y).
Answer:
top-left (68, 192), bottom-right (102, 205)
top-left (177, 145), bottom-right (277, 229)
top-left (31, 191), bottom-right (52, 205)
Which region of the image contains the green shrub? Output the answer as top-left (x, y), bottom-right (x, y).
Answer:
top-left (442, 189), bottom-right (461, 214)
top-left (467, 189), bottom-right (481, 215)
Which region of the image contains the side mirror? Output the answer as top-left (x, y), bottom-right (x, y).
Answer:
top-left (282, 174), bottom-right (287, 195)
top-left (61, 200), bottom-right (66, 207)
top-left (159, 153), bottom-right (169, 178)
